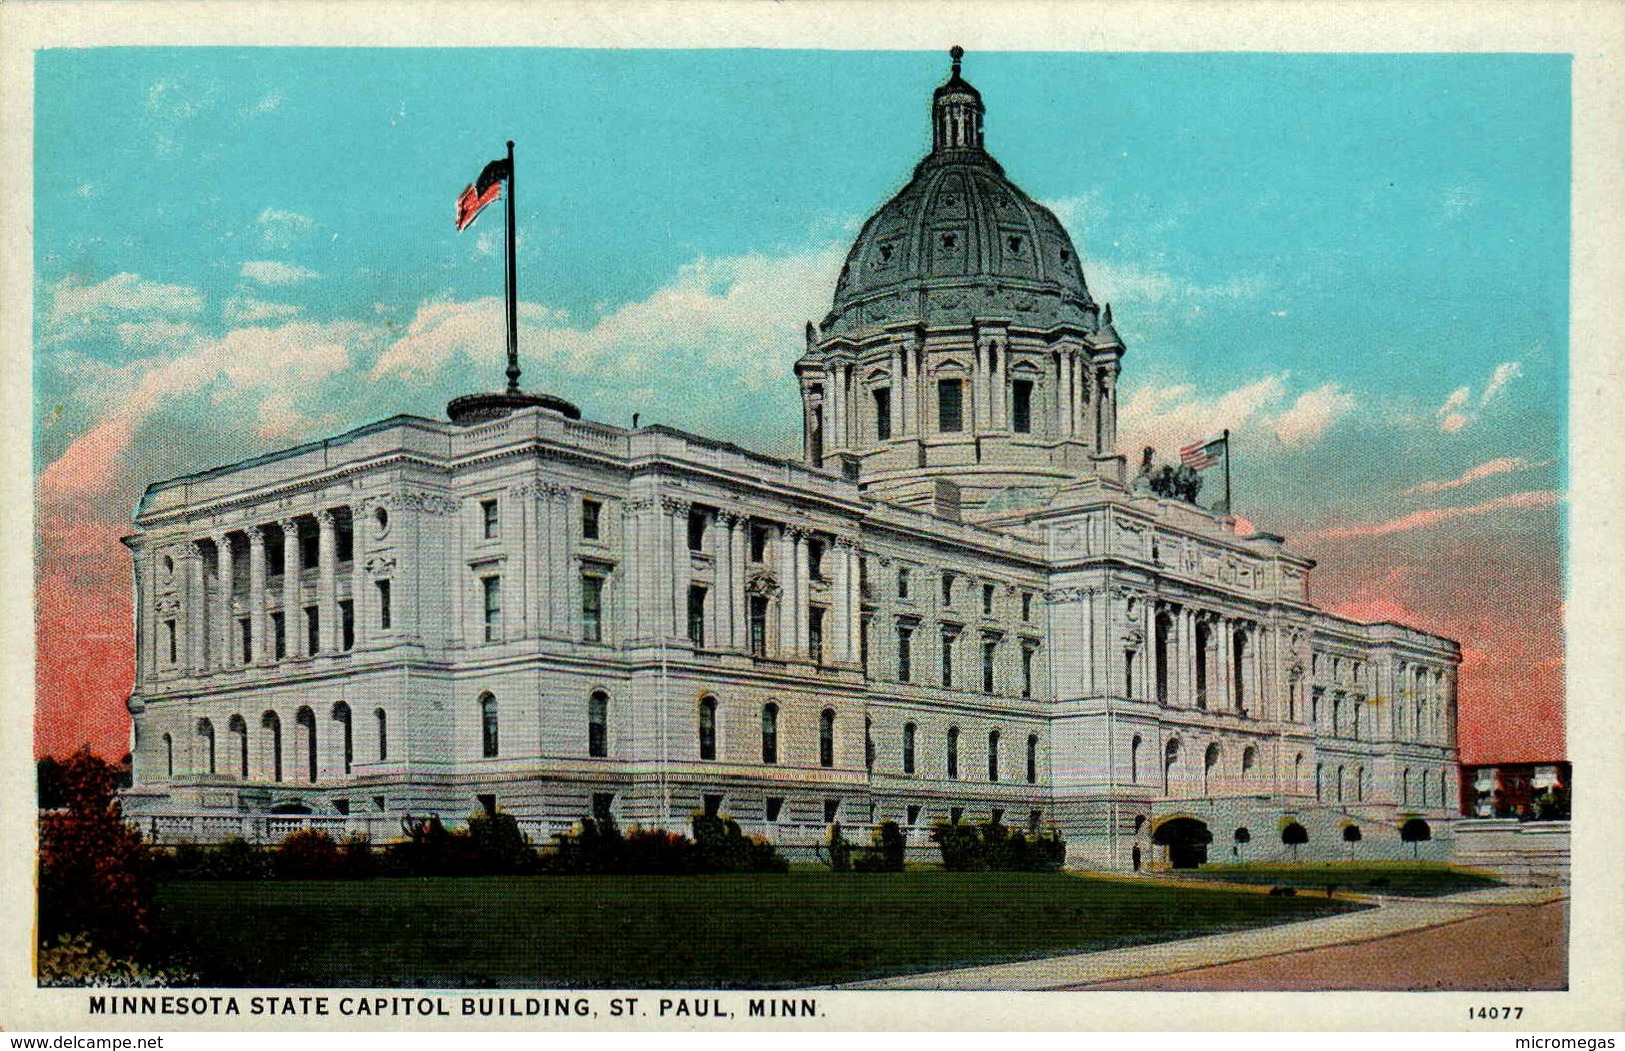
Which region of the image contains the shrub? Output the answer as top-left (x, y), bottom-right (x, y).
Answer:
top-left (390, 814), bottom-right (481, 876)
top-left (36, 933), bottom-right (197, 988)
top-left (852, 821), bottom-right (907, 872)
top-left (38, 748), bottom-right (153, 960)
top-left (823, 822), bottom-right (853, 872)
top-left (692, 813), bottom-right (786, 874)
top-left (932, 820), bottom-right (1066, 871)
top-left (543, 814), bottom-right (786, 875)
top-left (467, 810), bottom-right (538, 874)
top-left (274, 829), bottom-right (342, 879)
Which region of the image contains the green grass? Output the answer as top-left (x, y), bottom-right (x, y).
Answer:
top-left (150, 872), bottom-right (1362, 988)
top-left (1187, 861), bottom-right (1503, 898)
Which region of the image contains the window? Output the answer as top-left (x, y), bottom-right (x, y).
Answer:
top-left (859, 616), bottom-right (870, 672)
top-left (296, 706), bottom-right (317, 783)
top-left (897, 566), bottom-right (911, 599)
top-left (761, 703), bottom-right (779, 764)
top-left (1130, 734), bottom-right (1142, 783)
top-left (1027, 734), bottom-right (1039, 784)
top-left (991, 807), bottom-right (1005, 825)
top-left (864, 716), bottom-right (874, 772)
top-left (819, 708), bottom-right (835, 768)
top-left (1242, 746), bottom-right (1256, 777)
top-left (950, 805), bottom-right (964, 824)
top-left (592, 793), bottom-right (615, 824)
top-left (946, 726), bottom-right (960, 780)
top-left (332, 702), bottom-right (353, 775)
top-left (937, 378), bottom-right (963, 432)
top-left (703, 793), bottom-right (724, 818)
top-left (376, 579), bottom-right (392, 630)
top-left (988, 730), bottom-right (1001, 781)
top-left (874, 387), bottom-right (892, 440)
top-left (687, 585), bottom-right (707, 647)
top-left (588, 691), bottom-right (609, 758)
top-left (271, 611), bottom-right (286, 660)
top-left (982, 635), bottom-right (997, 693)
top-left (262, 711), bottom-right (282, 782)
top-left (581, 574), bottom-right (604, 642)
top-left (808, 539), bottom-right (825, 581)
top-left (1124, 648), bottom-right (1136, 697)
top-left (749, 525), bottom-right (769, 562)
top-left (339, 600), bottom-right (355, 651)
top-left (808, 606), bottom-right (825, 663)
top-left (335, 515), bottom-right (354, 563)
top-left (476, 794), bottom-right (496, 817)
top-left (699, 697), bottom-right (717, 760)
top-left (1021, 591), bottom-right (1033, 621)
top-left (906, 804), bottom-right (921, 826)
top-left (687, 507), bottom-right (707, 551)
top-left (228, 715), bottom-right (248, 778)
top-left (305, 606), bottom-right (320, 654)
top-left (981, 582), bottom-right (995, 616)
top-left (163, 619), bottom-right (177, 664)
top-left (748, 595), bottom-right (768, 656)
top-left (1011, 379), bottom-right (1034, 433)
top-left (582, 499), bottom-right (602, 540)
top-left (481, 577), bottom-right (501, 642)
top-left (299, 527), bottom-right (319, 571)
top-left (197, 717), bottom-right (216, 774)
top-left (375, 708), bottom-right (388, 761)
top-left (162, 733), bottom-right (174, 777)
top-left (1233, 629), bottom-right (1247, 711)
top-left (1155, 611), bottom-right (1172, 704)
top-left (941, 571), bottom-right (954, 605)
top-left (480, 694), bottom-right (499, 758)
top-left (897, 624), bottom-right (913, 682)
top-left (765, 797), bottom-right (784, 823)
top-left (238, 617), bottom-right (252, 664)
top-left (481, 499), bottom-right (499, 539)
top-left (823, 799), bottom-right (840, 824)
top-left (902, 722), bottom-right (917, 774)
top-left (940, 628), bottom-right (956, 687)
top-left (1021, 644), bottom-right (1036, 698)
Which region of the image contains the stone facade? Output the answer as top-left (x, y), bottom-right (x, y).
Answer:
top-left (121, 50), bottom-right (1460, 868)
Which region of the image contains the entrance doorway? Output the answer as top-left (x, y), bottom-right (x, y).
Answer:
top-left (1152, 816), bottom-right (1213, 869)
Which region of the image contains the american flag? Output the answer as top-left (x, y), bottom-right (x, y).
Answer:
top-left (1179, 434), bottom-right (1227, 472)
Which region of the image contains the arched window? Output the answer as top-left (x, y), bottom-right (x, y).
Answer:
top-left (698, 696), bottom-right (717, 761)
top-left (1336, 765), bottom-right (1345, 802)
top-left (480, 693), bottom-right (499, 758)
top-left (902, 721), bottom-right (916, 774)
top-left (296, 706), bottom-right (317, 782)
top-left (1130, 734), bottom-right (1143, 783)
top-left (864, 716), bottom-right (874, 772)
top-left (375, 708), bottom-right (388, 761)
top-left (1026, 733), bottom-right (1039, 784)
top-left (1232, 628), bottom-right (1247, 710)
top-left (1315, 763), bottom-right (1324, 800)
top-left (761, 703), bottom-right (779, 764)
top-left (261, 710), bottom-right (283, 782)
top-left (1241, 745), bottom-right (1256, 779)
top-left (228, 714), bottom-right (249, 779)
top-left (1401, 767), bottom-right (1411, 804)
top-left (819, 708), bottom-right (835, 768)
top-left (946, 726), bottom-right (960, 780)
top-left (1164, 738), bottom-right (1180, 792)
top-left (1438, 769), bottom-right (1449, 808)
top-left (1154, 610), bottom-right (1173, 704)
top-left (589, 691), bottom-right (609, 758)
top-left (331, 701), bottom-right (353, 775)
top-left (1293, 752), bottom-right (1303, 791)
top-left (197, 718), bottom-right (217, 775)
top-left (987, 730), bottom-right (1001, 782)
top-left (1203, 743), bottom-right (1220, 793)
top-left (162, 733), bottom-right (174, 778)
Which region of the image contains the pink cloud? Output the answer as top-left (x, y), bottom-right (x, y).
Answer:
top-left (1304, 489), bottom-right (1560, 541)
top-left (1405, 456), bottom-right (1554, 495)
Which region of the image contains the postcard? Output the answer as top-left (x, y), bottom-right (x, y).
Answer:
top-left (2, 0), bottom-right (1621, 1034)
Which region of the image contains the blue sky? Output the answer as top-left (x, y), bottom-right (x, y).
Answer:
top-left (34, 48), bottom-right (1569, 760)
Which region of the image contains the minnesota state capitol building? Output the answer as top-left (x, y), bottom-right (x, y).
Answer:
top-left (123, 51), bottom-right (1461, 867)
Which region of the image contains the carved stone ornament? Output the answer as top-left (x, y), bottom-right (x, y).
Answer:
top-left (363, 554), bottom-right (398, 575)
top-left (745, 570), bottom-right (782, 599)
top-left (398, 491), bottom-right (459, 516)
top-left (1046, 586), bottom-right (1088, 605)
top-left (661, 496), bottom-right (692, 517)
top-left (1122, 627), bottom-right (1145, 650)
top-left (155, 595), bottom-right (183, 614)
top-left (833, 534), bottom-right (861, 550)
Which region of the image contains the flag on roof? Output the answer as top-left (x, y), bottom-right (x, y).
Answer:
top-left (1179, 433), bottom-right (1228, 472)
top-left (455, 157), bottom-right (511, 232)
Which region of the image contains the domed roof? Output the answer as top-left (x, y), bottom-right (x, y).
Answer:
top-left (820, 50), bottom-right (1097, 339)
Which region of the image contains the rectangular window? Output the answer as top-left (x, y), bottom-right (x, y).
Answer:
top-left (823, 798), bottom-right (840, 824)
top-left (581, 498), bottom-right (602, 540)
top-left (937, 378), bottom-right (964, 432)
top-left (481, 499), bottom-right (499, 540)
top-left (941, 571), bottom-right (954, 605)
top-left (481, 576), bottom-right (501, 642)
top-left (305, 605), bottom-right (320, 654)
top-left (808, 539), bottom-right (825, 580)
top-left (238, 617), bottom-right (252, 664)
top-left (749, 524), bottom-right (769, 562)
top-left (982, 582), bottom-right (995, 616)
top-left (897, 624), bottom-right (913, 683)
top-left (163, 619), bottom-right (177, 664)
top-left (299, 530), bottom-right (319, 571)
top-left (874, 387), bottom-right (892, 440)
top-left (982, 636), bottom-right (998, 693)
top-left (376, 579), bottom-right (392, 630)
top-left (339, 599), bottom-right (355, 651)
top-left (592, 792), bottom-right (615, 825)
top-left (765, 797), bottom-right (784, 823)
top-left (687, 584), bottom-right (707, 647)
top-left (859, 616), bottom-right (870, 673)
top-left (1022, 644), bottom-right (1036, 699)
top-left (748, 595), bottom-right (768, 656)
top-left (1021, 591), bottom-right (1033, 621)
top-left (1012, 379), bottom-right (1034, 433)
top-left (940, 629), bottom-right (955, 688)
top-left (687, 508), bottom-right (707, 552)
top-left (897, 566), bottom-right (910, 599)
top-left (271, 611), bottom-right (286, 661)
top-left (906, 804), bottom-right (922, 826)
top-left (808, 606), bottom-right (825, 664)
top-left (581, 574), bottom-right (604, 642)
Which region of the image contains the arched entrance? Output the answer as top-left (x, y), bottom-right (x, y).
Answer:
top-left (1152, 816), bottom-right (1213, 869)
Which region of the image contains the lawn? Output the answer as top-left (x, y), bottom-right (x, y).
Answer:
top-left (1186, 862), bottom-right (1502, 898)
top-left (150, 872), bottom-right (1362, 988)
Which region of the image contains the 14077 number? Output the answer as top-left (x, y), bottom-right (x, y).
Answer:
top-left (1470, 1006), bottom-right (1524, 1020)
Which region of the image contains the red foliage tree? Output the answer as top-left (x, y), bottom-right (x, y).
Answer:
top-left (37, 748), bottom-right (152, 957)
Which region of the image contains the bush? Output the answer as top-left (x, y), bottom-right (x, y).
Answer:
top-left (274, 829), bottom-right (342, 880)
top-left (37, 933), bottom-right (197, 988)
top-left (542, 814), bottom-right (787, 875)
top-left (38, 749), bottom-right (153, 960)
top-left (390, 815), bottom-right (481, 876)
top-left (692, 813), bottom-right (787, 874)
top-left (852, 821), bottom-right (907, 872)
top-left (932, 820), bottom-right (1065, 871)
top-left (467, 810), bottom-right (538, 874)
top-left (823, 822), bottom-right (853, 872)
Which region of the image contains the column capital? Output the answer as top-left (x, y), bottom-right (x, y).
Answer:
top-left (833, 533), bottom-right (861, 550)
top-left (660, 495), bottom-right (692, 518)
top-left (246, 525), bottom-right (265, 545)
top-left (314, 507), bottom-right (335, 528)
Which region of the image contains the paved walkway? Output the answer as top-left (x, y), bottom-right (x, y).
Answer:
top-left (836, 885), bottom-right (1566, 991)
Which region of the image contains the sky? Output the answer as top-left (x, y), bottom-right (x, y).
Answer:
top-left (33, 48), bottom-right (1568, 764)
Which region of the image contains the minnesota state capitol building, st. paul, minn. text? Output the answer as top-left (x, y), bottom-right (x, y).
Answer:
top-left (120, 50), bottom-right (1461, 869)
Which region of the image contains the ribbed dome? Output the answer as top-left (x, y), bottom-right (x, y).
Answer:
top-left (821, 50), bottom-right (1097, 339)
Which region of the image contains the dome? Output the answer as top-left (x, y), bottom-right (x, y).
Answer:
top-left (821, 49), bottom-right (1097, 339)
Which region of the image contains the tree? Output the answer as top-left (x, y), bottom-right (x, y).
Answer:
top-left (1399, 817), bottom-right (1432, 860)
top-left (1280, 821), bottom-right (1308, 863)
top-left (1233, 826), bottom-right (1251, 862)
top-left (1341, 823), bottom-right (1362, 860)
top-left (37, 748), bottom-right (153, 959)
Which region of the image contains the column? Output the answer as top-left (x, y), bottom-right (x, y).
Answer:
top-left (991, 341), bottom-right (1006, 430)
top-left (185, 540), bottom-right (207, 673)
top-left (842, 539), bottom-right (862, 664)
top-left (213, 532), bottom-right (235, 669)
top-left (972, 340), bottom-right (987, 431)
top-left (1058, 349), bottom-right (1075, 437)
top-left (731, 514), bottom-right (749, 650)
top-left (1101, 364), bottom-right (1119, 451)
top-left (793, 529), bottom-right (810, 657)
top-left (247, 526), bottom-right (268, 664)
top-left (1179, 609), bottom-right (1199, 707)
top-left (829, 536), bottom-right (850, 664)
top-left (841, 363), bottom-right (854, 449)
top-left (132, 545), bottom-right (151, 684)
top-left (913, 344), bottom-right (928, 436)
top-left (316, 509), bottom-right (338, 654)
top-left (665, 497), bottom-right (689, 642)
top-left (711, 512), bottom-right (732, 650)
top-left (280, 519), bottom-right (306, 659)
top-left (889, 346), bottom-right (905, 436)
top-left (1218, 618), bottom-right (1236, 711)
top-left (776, 526), bottom-right (797, 657)
top-left (825, 365), bottom-right (842, 453)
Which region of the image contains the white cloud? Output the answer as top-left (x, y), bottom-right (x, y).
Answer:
top-left (256, 208), bottom-right (314, 250)
top-left (1435, 361), bottom-right (1522, 433)
top-left (1121, 372), bottom-right (1355, 457)
top-left (223, 295), bottom-right (302, 325)
top-left (47, 273), bottom-right (205, 332)
top-left (1405, 456), bottom-right (1555, 495)
top-left (1271, 383), bottom-right (1357, 446)
top-left (1480, 361), bottom-right (1523, 407)
top-left (1304, 490), bottom-right (1560, 541)
top-left (240, 260), bottom-right (319, 285)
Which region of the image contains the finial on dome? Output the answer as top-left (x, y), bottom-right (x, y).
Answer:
top-left (1103, 303), bottom-right (1113, 324)
top-left (950, 45), bottom-right (964, 77)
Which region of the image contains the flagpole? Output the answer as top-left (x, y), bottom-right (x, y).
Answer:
top-left (504, 139), bottom-right (520, 394)
top-left (1222, 427), bottom-right (1232, 516)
